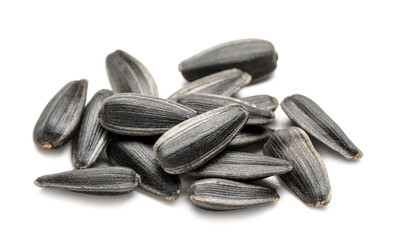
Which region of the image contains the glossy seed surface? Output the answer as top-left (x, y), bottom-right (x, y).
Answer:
top-left (179, 39), bottom-right (278, 82)
top-left (168, 69), bottom-right (251, 101)
top-left (154, 104), bottom-right (249, 174)
top-left (99, 93), bottom-right (196, 136)
top-left (106, 50), bottom-right (158, 96)
top-left (242, 95), bottom-right (279, 111)
top-left (188, 151), bottom-right (292, 180)
top-left (228, 126), bottom-right (273, 149)
top-left (281, 94), bottom-right (363, 160)
top-left (34, 167), bottom-right (141, 195)
top-left (107, 136), bottom-right (181, 200)
top-left (263, 127), bottom-right (331, 207)
top-left (33, 79), bottom-right (88, 149)
top-left (188, 178), bottom-right (279, 211)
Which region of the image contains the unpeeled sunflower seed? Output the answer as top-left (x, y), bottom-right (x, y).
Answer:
top-left (34, 167), bottom-right (141, 195)
top-left (107, 136), bottom-right (182, 200)
top-left (178, 93), bottom-right (274, 125)
top-left (33, 79), bottom-right (88, 149)
top-left (99, 93), bottom-right (196, 136)
top-left (241, 95), bottom-right (279, 111)
top-left (263, 127), bottom-right (331, 207)
top-left (154, 104), bottom-right (249, 174)
top-left (188, 178), bottom-right (279, 211)
top-left (72, 89), bottom-right (113, 169)
top-left (228, 126), bottom-right (273, 149)
top-left (106, 50), bottom-right (158, 96)
top-left (179, 39), bottom-right (278, 83)
top-left (168, 69), bottom-right (251, 102)
top-left (281, 94), bottom-right (363, 160)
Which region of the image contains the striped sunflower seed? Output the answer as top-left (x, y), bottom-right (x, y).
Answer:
top-left (242, 95), bottom-right (279, 111)
top-left (168, 69), bottom-right (251, 102)
top-left (179, 39), bottom-right (278, 83)
top-left (106, 50), bottom-right (158, 96)
top-left (33, 79), bottom-right (88, 149)
top-left (228, 126), bottom-right (273, 149)
top-left (188, 151), bottom-right (292, 180)
top-left (99, 93), bottom-right (196, 136)
top-left (107, 136), bottom-right (182, 200)
top-left (281, 94), bottom-right (363, 160)
top-left (263, 127), bottom-right (331, 207)
top-left (178, 93), bottom-right (274, 125)
top-left (188, 178), bottom-right (279, 211)
top-left (154, 104), bottom-right (249, 174)
top-left (34, 167), bottom-right (141, 195)
top-left (72, 89), bottom-right (113, 169)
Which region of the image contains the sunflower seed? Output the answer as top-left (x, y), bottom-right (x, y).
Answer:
top-left (281, 94), bottom-right (363, 160)
top-left (179, 39), bottom-right (278, 83)
top-left (106, 50), bottom-right (158, 96)
top-left (178, 93), bottom-right (274, 125)
top-left (33, 79), bottom-right (88, 149)
top-left (241, 95), bottom-right (279, 111)
top-left (168, 69), bottom-right (251, 101)
top-left (107, 136), bottom-right (182, 200)
top-left (154, 104), bottom-right (249, 174)
top-left (34, 167), bottom-right (141, 195)
top-left (263, 127), bottom-right (331, 207)
top-left (188, 151), bottom-right (292, 180)
top-left (188, 178), bottom-right (279, 211)
top-left (99, 93), bottom-right (196, 136)
top-left (228, 126), bottom-right (273, 149)
top-left (72, 89), bottom-right (113, 169)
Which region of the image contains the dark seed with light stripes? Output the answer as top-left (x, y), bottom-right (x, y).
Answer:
top-left (281, 94), bottom-right (363, 160)
top-left (154, 104), bottom-right (249, 174)
top-left (263, 127), bottom-right (331, 207)
top-left (242, 95), bottom-right (279, 111)
top-left (228, 126), bottom-right (273, 149)
top-left (34, 167), bottom-right (141, 195)
top-left (179, 93), bottom-right (274, 125)
top-left (72, 89), bottom-right (113, 169)
top-left (188, 151), bottom-right (292, 180)
top-left (188, 178), bottom-right (279, 211)
top-left (106, 50), bottom-right (158, 96)
top-left (107, 136), bottom-right (181, 200)
top-left (99, 93), bottom-right (196, 136)
top-left (33, 79), bottom-right (88, 149)
top-left (168, 69), bottom-right (251, 101)
top-left (179, 39), bottom-right (278, 83)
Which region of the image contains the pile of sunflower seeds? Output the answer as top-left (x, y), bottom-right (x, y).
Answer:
top-left (33, 39), bottom-right (363, 210)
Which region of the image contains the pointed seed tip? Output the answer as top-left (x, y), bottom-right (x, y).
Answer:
top-left (353, 152), bottom-right (363, 160)
top-left (34, 179), bottom-right (42, 187)
top-left (42, 143), bottom-right (52, 149)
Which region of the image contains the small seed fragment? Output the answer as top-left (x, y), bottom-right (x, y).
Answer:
top-left (179, 39), bottom-right (278, 83)
top-left (228, 126), bottom-right (273, 149)
top-left (242, 95), bottom-right (279, 111)
top-left (188, 151), bottom-right (292, 180)
top-left (34, 167), bottom-right (141, 195)
top-left (281, 94), bottom-right (363, 160)
top-left (154, 104), bottom-right (249, 174)
top-left (107, 136), bottom-right (182, 200)
top-left (263, 127), bottom-right (331, 207)
top-left (188, 178), bottom-right (279, 211)
top-left (99, 93), bottom-right (196, 136)
top-left (33, 79), bottom-right (88, 149)
top-left (179, 93), bottom-right (274, 125)
top-left (106, 50), bottom-right (158, 96)
top-left (168, 69), bottom-right (251, 101)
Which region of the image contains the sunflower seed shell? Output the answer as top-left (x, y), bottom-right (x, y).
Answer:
top-left (242, 95), bottom-right (279, 111)
top-left (228, 126), bottom-right (273, 149)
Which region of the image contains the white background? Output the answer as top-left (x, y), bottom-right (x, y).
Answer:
top-left (1, 1), bottom-right (394, 239)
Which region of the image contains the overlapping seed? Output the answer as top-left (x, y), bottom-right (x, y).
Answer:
top-left (242, 95), bottom-right (279, 111)
top-left (228, 126), bottom-right (273, 149)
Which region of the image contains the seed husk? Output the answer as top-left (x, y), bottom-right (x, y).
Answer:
top-left (168, 69), bottom-right (251, 102)
top-left (154, 104), bottom-right (249, 174)
top-left (72, 89), bottom-right (113, 169)
top-left (178, 93), bottom-right (274, 125)
top-left (106, 50), bottom-right (158, 96)
top-left (107, 136), bottom-right (181, 200)
top-left (263, 127), bottom-right (331, 207)
top-left (179, 39), bottom-right (278, 83)
top-left (99, 93), bottom-right (196, 136)
top-left (241, 95), bottom-right (279, 111)
top-left (34, 167), bottom-right (141, 195)
top-left (228, 126), bottom-right (273, 149)
top-left (188, 178), bottom-right (279, 211)
top-left (281, 94), bottom-right (363, 160)
top-left (188, 151), bottom-right (292, 180)
top-left (33, 79), bottom-right (88, 149)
